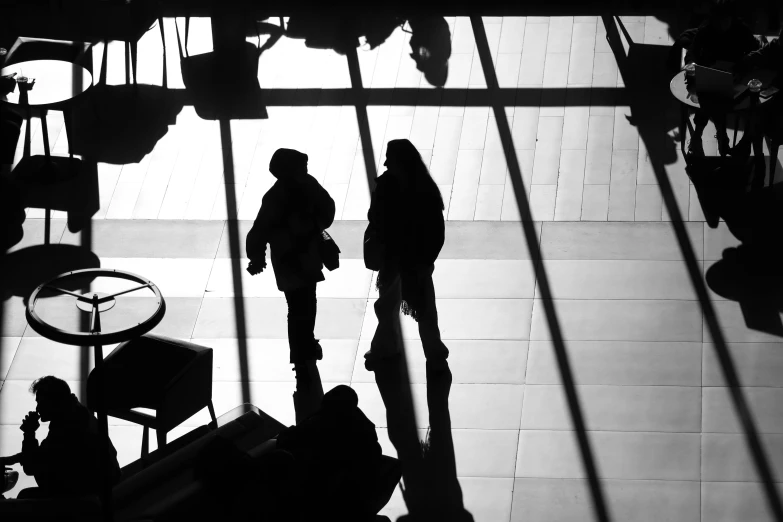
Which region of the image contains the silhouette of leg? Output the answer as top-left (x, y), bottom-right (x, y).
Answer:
top-left (714, 113), bottom-right (730, 156)
top-left (415, 265), bottom-right (449, 367)
top-left (130, 41), bottom-right (138, 85)
top-left (370, 268), bottom-right (403, 359)
top-left (689, 109), bottom-right (708, 157)
top-left (285, 283), bottom-right (318, 366)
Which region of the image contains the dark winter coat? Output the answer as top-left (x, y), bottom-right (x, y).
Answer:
top-left (246, 149), bottom-right (336, 292)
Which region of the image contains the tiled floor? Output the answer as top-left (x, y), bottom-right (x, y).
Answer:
top-left (3, 13), bottom-right (783, 522)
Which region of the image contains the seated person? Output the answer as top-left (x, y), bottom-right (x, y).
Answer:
top-left (194, 385), bottom-right (386, 521)
top-left (0, 376), bottom-right (121, 499)
top-left (733, 29), bottom-right (782, 164)
top-left (684, 0), bottom-right (762, 157)
top-left (276, 384), bottom-right (384, 519)
top-left (738, 28), bottom-right (783, 82)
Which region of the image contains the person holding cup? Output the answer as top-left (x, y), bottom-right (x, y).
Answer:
top-left (0, 376), bottom-right (121, 499)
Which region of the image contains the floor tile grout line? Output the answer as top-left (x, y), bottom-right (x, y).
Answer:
top-left (350, 270), bottom-right (377, 386)
top-left (704, 218), bottom-right (712, 508)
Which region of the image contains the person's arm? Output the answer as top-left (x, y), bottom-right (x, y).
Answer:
top-left (20, 432), bottom-right (40, 477)
top-left (246, 189), bottom-right (279, 265)
top-left (0, 454), bottom-right (22, 466)
top-left (728, 21), bottom-right (761, 57)
top-left (684, 26), bottom-right (708, 65)
top-left (367, 177), bottom-right (388, 243)
top-left (677, 27), bottom-right (700, 67)
top-left (747, 37), bottom-right (782, 69)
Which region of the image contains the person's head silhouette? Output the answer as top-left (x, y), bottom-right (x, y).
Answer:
top-left (269, 148), bottom-right (308, 180)
top-left (708, 0), bottom-right (738, 33)
top-left (321, 384), bottom-right (359, 412)
top-left (29, 376), bottom-right (74, 422)
top-left (384, 139), bottom-right (445, 210)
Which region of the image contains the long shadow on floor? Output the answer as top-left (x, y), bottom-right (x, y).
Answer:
top-left (1, 244), bottom-right (100, 305)
top-left (374, 351), bottom-right (473, 522)
top-left (69, 84), bottom-right (184, 165)
top-left (604, 15), bottom-right (783, 521)
top-left (470, 16), bottom-right (612, 522)
top-left (689, 156), bottom-right (783, 335)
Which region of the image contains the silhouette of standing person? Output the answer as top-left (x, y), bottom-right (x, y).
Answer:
top-left (246, 149), bottom-right (336, 385)
top-left (364, 139), bottom-right (448, 372)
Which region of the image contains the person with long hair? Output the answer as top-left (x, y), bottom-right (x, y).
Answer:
top-left (364, 139), bottom-right (448, 371)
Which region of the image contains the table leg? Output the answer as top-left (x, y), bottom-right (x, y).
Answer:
top-left (93, 344), bottom-right (114, 522)
top-left (130, 41), bottom-right (138, 86)
top-left (23, 105), bottom-right (32, 159)
top-left (680, 104), bottom-right (688, 160)
top-left (40, 109), bottom-right (51, 159)
top-left (125, 42), bottom-right (131, 86)
top-left (44, 212), bottom-right (50, 245)
top-left (63, 108), bottom-right (74, 157)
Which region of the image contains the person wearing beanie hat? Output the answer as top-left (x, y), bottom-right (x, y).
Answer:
top-left (246, 148), bottom-right (336, 384)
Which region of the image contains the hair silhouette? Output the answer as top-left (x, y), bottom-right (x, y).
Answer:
top-left (29, 375), bottom-right (71, 400)
top-left (386, 139), bottom-right (444, 211)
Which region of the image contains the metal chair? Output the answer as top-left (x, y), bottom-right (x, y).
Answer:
top-left (87, 334), bottom-right (218, 459)
top-left (89, 0), bottom-right (165, 86)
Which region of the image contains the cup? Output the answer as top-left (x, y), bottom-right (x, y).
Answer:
top-left (2, 469), bottom-right (18, 494)
top-left (685, 63), bottom-right (696, 77)
top-left (748, 79), bottom-right (763, 93)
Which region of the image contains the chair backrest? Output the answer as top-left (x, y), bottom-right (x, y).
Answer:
top-left (5, 37), bottom-right (92, 73)
top-left (86, 334), bottom-right (210, 412)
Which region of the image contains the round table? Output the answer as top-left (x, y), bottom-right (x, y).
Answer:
top-left (1, 60), bottom-right (93, 159)
top-left (26, 269), bottom-right (165, 522)
top-left (1, 59), bottom-right (93, 107)
top-left (670, 69), bottom-right (778, 160)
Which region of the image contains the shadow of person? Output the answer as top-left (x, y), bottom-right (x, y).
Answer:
top-left (292, 359), bottom-right (325, 425)
top-left (68, 83), bottom-right (185, 165)
top-left (1, 244), bottom-right (100, 304)
top-left (602, 17), bottom-right (683, 173)
top-left (406, 17), bottom-right (452, 87)
top-left (374, 355), bottom-right (473, 521)
top-left (690, 157), bottom-right (783, 335)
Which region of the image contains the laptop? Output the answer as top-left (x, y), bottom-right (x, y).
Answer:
top-left (694, 64), bottom-right (748, 99)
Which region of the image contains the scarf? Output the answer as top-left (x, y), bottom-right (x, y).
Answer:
top-left (376, 265), bottom-right (430, 322)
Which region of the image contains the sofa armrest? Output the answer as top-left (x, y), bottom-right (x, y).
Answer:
top-left (0, 496), bottom-right (101, 522)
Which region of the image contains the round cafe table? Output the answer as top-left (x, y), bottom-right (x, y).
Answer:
top-left (1, 59), bottom-right (93, 159)
top-left (670, 69), bottom-right (777, 161)
top-left (25, 269), bottom-right (166, 522)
